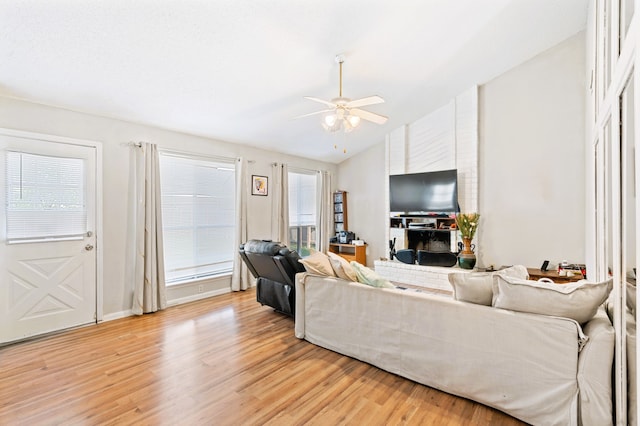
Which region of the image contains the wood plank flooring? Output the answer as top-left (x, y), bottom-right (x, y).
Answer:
top-left (0, 288), bottom-right (526, 425)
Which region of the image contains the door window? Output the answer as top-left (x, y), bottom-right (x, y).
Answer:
top-left (6, 151), bottom-right (86, 241)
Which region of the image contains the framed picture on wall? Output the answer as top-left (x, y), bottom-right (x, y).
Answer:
top-left (251, 175), bottom-right (268, 196)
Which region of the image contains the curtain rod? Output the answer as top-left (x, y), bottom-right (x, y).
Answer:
top-left (289, 165), bottom-right (321, 174)
top-left (159, 148), bottom-right (236, 163)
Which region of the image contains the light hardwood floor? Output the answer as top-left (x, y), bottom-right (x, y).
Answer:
top-left (0, 288), bottom-right (526, 425)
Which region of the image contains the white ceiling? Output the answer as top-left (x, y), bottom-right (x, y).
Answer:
top-left (0, 0), bottom-right (588, 164)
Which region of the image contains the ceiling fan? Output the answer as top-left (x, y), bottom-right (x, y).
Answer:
top-left (297, 54), bottom-right (388, 133)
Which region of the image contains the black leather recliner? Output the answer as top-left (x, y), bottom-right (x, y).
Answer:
top-left (238, 240), bottom-right (306, 317)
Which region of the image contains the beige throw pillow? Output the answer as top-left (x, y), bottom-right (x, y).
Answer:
top-left (327, 252), bottom-right (358, 281)
top-left (448, 265), bottom-right (529, 306)
top-left (627, 281), bottom-right (636, 314)
top-left (492, 275), bottom-right (613, 324)
top-left (298, 251), bottom-right (336, 277)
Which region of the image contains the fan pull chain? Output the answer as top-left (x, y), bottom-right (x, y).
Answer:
top-left (339, 60), bottom-right (343, 98)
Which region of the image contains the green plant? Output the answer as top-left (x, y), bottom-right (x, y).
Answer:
top-left (455, 213), bottom-right (480, 240)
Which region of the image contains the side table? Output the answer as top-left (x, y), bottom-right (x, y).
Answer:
top-left (527, 268), bottom-right (584, 284)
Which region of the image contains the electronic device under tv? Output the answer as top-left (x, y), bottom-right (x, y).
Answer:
top-left (389, 169), bottom-right (459, 213)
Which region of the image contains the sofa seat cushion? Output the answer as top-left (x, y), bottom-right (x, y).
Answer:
top-left (492, 275), bottom-right (613, 324)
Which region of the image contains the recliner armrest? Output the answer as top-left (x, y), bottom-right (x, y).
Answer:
top-left (280, 248), bottom-right (306, 274)
top-left (273, 255), bottom-right (296, 286)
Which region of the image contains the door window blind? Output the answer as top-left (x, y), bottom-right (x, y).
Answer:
top-left (6, 151), bottom-right (86, 241)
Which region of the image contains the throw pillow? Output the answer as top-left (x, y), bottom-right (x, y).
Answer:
top-left (448, 265), bottom-right (529, 306)
top-left (350, 261), bottom-right (395, 289)
top-left (327, 252), bottom-right (358, 282)
top-left (628, 281), bottom-right (636, 314)
top-left (298, 250), bottom-right (336, 277)
top-left (449, 272), bottom-right (494, 306)
top-left (492, 275), bottom-right (613, 324)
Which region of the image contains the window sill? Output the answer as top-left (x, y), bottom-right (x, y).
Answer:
top-left (166, 271), bottom-right (232, 287)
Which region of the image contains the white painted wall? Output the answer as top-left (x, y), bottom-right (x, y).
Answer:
top-left (478, 32), bottom-right (586, 268)
top-left (0, 96), bottom-right (337, 318)
top-left (342, 32), bottom-right (585, 270)
top-left (336, 142), bottom-right (387, 266)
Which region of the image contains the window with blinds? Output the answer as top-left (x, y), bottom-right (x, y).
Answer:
top-left (288, 171), bottom-right (316, 256)
top-left (6, 151), bottom-right (86, 241)
top-left (159, 153), bottom-right (236, 284)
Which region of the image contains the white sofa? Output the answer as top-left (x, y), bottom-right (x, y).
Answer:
top-left (295, 272), bottom-right (614, 426)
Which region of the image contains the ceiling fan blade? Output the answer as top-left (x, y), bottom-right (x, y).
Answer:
top-left (304, 96), bottom-right (337, 108)
top-left (350, 108), bottom-right (388, 125)
top-left (346, 95), bottom-right (385, 108)
top-left (293, 109), bottom-right (334, 119)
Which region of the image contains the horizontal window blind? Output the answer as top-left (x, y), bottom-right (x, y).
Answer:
top-left (159, 153), bottom-right (236, 283)
top-left (288, 171), bottom-right (317, 257)
top-left (6, 151), bottom-right (86, 240)
top-left (288, 171), bottom-right (316, 226)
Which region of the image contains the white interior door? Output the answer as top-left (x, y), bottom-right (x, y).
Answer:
top-left (0, 132), bottom-right (97, 344)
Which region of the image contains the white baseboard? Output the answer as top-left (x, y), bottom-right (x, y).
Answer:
top-left (167, 287), bottom-right (231, 307)
top-left (100, 288), bottom-right (231, 322)
top-left (101, 309), bottom-right (133, 322)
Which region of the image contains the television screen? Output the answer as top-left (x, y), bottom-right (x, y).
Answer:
top-left (389, 169), bottom-right (459, 213)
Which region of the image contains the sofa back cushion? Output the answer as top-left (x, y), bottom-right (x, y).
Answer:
top-left (448, 265), bottom-right (528, 306)
top-left (492, 275), bottom-right (613, 324)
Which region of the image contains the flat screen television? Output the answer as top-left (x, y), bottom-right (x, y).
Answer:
top-left (389, 169), bottom-right (459, 213)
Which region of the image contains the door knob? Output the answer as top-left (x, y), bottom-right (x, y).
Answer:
top-left (85, 244), bottom-right (94, 251)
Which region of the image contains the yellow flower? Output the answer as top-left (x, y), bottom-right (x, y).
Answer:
top-left (455, 213), bottom-right (480, 240)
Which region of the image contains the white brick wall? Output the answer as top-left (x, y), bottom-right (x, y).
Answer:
top-left (385, 86), bottom-right (478, 213)
top-left (374, 260), bottom-right (470, 292)
top-left (407, 101), bottom-right (456, 173)
top-left (455, 86), bottom-right (478, 212)
top-left (384, 86), bottom-right (479, 255)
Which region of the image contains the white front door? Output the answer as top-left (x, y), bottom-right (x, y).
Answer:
top-left (0, 131), bottom-right (97, 343)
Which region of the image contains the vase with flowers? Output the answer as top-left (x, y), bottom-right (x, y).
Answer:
top-left (455, 213), bottom-right (480, 269)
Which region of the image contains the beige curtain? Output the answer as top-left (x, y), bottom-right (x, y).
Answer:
top-left (316, 170), bottom-right (333, 253)
top-left (131, 142), bottom-right (167, 315)
top-left (271, 163), bottom-right (289, 244)
top-left (232, 157), bottom-right (251, 291)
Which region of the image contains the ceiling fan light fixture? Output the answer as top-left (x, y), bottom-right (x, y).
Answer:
top-left (346, 114), bottom-right (361, 128)
top-left (343, 120), bottom-right (355, 133)
top-left (322, 113), bottom-right (342, 132)
top-left (299, 54), bottom-right (387, 138)
top-left (323, 113), bottom-right (337, 127)
top-left (322, 110), bottom-right (360, 133)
